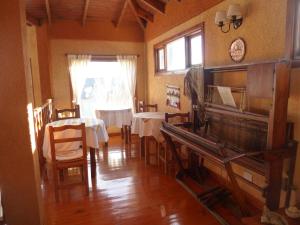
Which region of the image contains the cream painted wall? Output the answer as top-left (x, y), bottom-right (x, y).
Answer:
top-left (27, 25), bottom-right (42, 107)
top-left (50, 39), bottom-right (146, 109)
top-left (146, 0), bottom-right (300, 204)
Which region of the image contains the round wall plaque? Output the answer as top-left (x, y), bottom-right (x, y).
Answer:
top-left (229, 38), bottom-right (246, 63)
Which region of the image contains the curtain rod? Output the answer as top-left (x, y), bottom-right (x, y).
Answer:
top-left (65, 53), bottom-right (140, 57)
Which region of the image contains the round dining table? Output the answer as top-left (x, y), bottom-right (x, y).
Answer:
top-left (131, 112), bottom-right (165, 163)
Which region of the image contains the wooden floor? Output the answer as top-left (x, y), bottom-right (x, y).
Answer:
top-left (42, 136), bottom-right (220, 225)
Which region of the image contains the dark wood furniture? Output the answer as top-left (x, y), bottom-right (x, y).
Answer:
top-left (158, 112), bottom-right (191, 174)
top-left (55, 104), bottom-right (80, 120)
top-left (33, 99), bottom-right (53, 176)
top-left (161, 61), bottom-right (298, 223)
top-left (138, 101), bottom-right (158, 112)
top-left (49, 123), bottom-right (89, 202)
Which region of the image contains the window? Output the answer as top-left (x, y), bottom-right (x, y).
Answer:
top-left (154, 23), bottom-right (204, 74)
top-left (75, 60), bottom-right (133, 118)
top-left (166, 37), bottom-right (186, 71)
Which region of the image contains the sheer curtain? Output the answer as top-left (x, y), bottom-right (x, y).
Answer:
top-left (68, 55), bottom-right (137, 119)
top-left (68, 55), bottom-right (92, 108)
top-left (117, 55), bottom-right (137, 112)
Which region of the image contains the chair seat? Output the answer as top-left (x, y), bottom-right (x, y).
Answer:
top-left (56, 148), bottom-right (83, 161)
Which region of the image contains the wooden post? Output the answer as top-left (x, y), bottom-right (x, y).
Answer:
top-left (266, 62), bottom-right (290, 210)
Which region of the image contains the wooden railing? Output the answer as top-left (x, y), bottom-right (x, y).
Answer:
top-left (33, 99), bottom-right (53, 172)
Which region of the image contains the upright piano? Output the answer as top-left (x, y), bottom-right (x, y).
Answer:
top-left (160, 61), bottom-right (298, 224)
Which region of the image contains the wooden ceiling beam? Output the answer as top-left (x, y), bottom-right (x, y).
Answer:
top-left (140, 0), bottom-right (165, 15)
top-left (45, 0), bottom-right (52, 24)
top-left (114, 0), bottom-right (128, 27)
top-left (128, 0), bottom-right (146, 30)
top-left (131, 0), bottom-right (154, 22)
top-left (82, 0), bottom-right (90, 26)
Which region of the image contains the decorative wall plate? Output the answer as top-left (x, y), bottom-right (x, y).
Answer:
top-left (229, 38), bottom-right (246, 63)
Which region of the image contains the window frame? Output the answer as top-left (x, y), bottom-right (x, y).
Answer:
top-left (154, 23), bottom-right (204, 75)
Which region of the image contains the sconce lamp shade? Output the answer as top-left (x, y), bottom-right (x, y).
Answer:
top-left (227, 4), bottom-right (242, 19)
top-left (215, 10), bottom-right (228, 26)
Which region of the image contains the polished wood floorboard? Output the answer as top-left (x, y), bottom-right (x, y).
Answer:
top-left (43, 136), bottom-right (220, 225)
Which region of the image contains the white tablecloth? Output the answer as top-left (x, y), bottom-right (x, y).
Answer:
top-left (131, 112), bottom-right (165, 141)
top-left (95, 108), bottom-right (132, 128)
top-left (43, 118), bottom-right (109, 161)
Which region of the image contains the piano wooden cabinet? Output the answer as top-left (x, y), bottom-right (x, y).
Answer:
top-left (161, 60), bottom-right (298, 222)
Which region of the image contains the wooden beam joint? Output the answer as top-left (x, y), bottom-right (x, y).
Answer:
top-left (140, 0), bottom-right (165, 14)
top-left (82, 0), bottom-right (91, 26)
top-left (45, 0), bottom-right (52, 24)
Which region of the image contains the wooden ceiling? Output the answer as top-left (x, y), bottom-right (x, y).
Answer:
top-left (26, 0), bottom-right (172, 29)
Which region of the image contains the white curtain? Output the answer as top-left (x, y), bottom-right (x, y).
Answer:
top-left (117, 55), bottom-right (137, 112)
top-left (68, 55), bottom-right (92, 106)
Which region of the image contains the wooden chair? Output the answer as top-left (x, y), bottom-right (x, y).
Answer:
top-left (49, 123), bottom-right (88, 201)
top-left (138, 101), bottom-right (158, 112)
top-left (55, 105), bottom-right (80, 120)
top-left (158, 112), bottom-right (191, 174)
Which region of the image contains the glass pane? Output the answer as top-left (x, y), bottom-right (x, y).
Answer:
top-left (158, 49), bottom-right (165, 70)
top-left (191, 35), bottom-right (203, 65)
top-left (166, 37), bottom-right (186, 71)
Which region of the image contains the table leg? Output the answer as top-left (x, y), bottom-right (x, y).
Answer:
top-left (90, 147), bottom-right (96, 178)
top-left (121, 126), bottom-right (124, 139)
top-left (125, 125), bottom-right (128, 144)
top-left (128, 126), bottom-right (131, 144)
top-left (139, 136), bottom-right (145, 159)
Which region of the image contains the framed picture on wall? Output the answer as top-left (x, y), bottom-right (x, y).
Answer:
top-left (166, 85), bottom-right (180, 109)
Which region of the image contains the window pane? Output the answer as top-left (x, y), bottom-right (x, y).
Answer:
top-left (158, 49), bottom-right (165, 70)
top-left (166, 37), bottom-right (186, 71)
top-left (191, 35), bottom-right (203, 65)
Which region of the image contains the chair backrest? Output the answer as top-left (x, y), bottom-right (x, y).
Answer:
top-left (138, 101), bottom-right (158, 112)
top-left (55, 105), bottom-right (80, 120)
top-left (48, 123), bottom-right (87, 162)
top-left (165, 112), bottom-right (190, 124)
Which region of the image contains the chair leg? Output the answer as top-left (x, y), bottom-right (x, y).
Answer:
top-left (164, 146), bottom-right (168, 175)
top-left (53, 166), bottom-right (59, 202)
top-left (83, 164), bottom-right (89, 196)
top-left (59, 169), bottom-right (64, 181)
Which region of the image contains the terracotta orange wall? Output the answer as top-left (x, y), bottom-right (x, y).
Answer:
top-left (27, 25), bottom-right (42, 107)
top-left (49, 20), bottom-right (144, 42)
top-left (146, 0), bottom-right (299, 205)
top-left (0, 0), bottom-right (42, 224)
top-left (36, 24), bottom-right (52, 102)
top-left (145, 0), bottom-right (223, 41)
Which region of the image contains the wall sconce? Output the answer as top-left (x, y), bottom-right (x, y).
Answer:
top-left (215, 4), bottom-right (243, 33)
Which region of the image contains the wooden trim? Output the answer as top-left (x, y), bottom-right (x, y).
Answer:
top-left (285, 0), bottom-right (296, 60)
top-left (45, 0), bottom-right (52, 25)
top-left (82, 0), bottom-right (90, 26)
top-left (114, 0), bottom-right (128, 27)
top-left (140, 0), bottom-right (165, 15)
top-left (154, 23), bottom-right (204, 74)
top-left (154, 23), bottom-right (204, 49)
